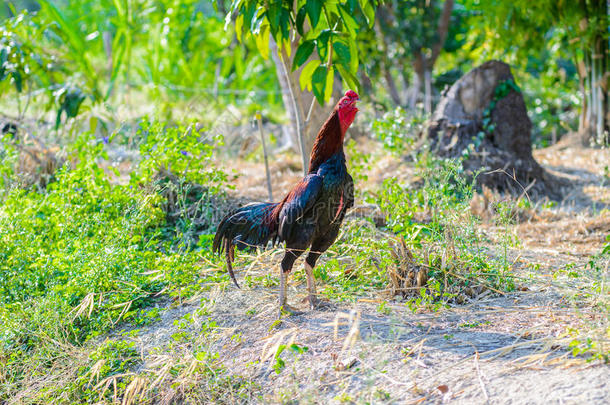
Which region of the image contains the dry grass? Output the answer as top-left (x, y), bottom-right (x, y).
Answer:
top-left (385, 237), bottom-right (429, 297)
top-left (1, 124), bottom-right (65, 190)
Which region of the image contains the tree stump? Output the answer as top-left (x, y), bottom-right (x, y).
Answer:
top-left (427, 60), bottom-right (562, 199)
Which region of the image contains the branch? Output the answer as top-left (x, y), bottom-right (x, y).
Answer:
top-left (430, 0), bottom-right (454, 67)
top-left (375, 6), bottom-right (403, 106)
top-left (300, 96), bottom-right (317, 145)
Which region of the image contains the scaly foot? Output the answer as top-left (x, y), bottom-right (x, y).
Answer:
top-left (279, 303), bottom-right (303, 318)
top-left (308, 296), bottom-right (335, 311)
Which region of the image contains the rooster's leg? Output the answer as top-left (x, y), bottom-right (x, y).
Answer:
top-left (304, 258), bottom-right (334, 310)
top-left (304, 262), bottom-right (318, 309)
top-left (278, 249), bottom-right (303, 317)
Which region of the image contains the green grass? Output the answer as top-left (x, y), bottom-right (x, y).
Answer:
top-left (0, 120), bottom-right (241, 402)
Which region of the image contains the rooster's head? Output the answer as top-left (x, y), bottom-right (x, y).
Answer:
top-left (337, 90), bottom-right (359, 135)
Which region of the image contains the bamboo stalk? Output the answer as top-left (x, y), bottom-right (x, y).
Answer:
top-left (256, 111), bottom-right (273, 202)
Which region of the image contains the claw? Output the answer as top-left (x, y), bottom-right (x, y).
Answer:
top-left (279, 303), bottom-right (303, 318)
top-left (308, 296), bottom-right (335, 311)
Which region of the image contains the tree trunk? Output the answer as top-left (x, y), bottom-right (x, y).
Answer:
top-left (384, 67), bottom-right (402, 107)
top-left (270, 38), bottom-right (341, 173)
top-left (575, 0), bottom-right (609, 145)
top-left (424, 68), bottom-right (432, 114)
top-left (410, 53), bottom-right (424, 110)
top-left (400, 70), bottom-right (411, 106)
top-left (375, 8), bottom-right (403, 106)
top-left (408, 0), bottom-right (454, 113)
top-left (270, 39), bottom-right (300, 151)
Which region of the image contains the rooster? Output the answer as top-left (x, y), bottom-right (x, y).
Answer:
top-left (213, 90), bottom-right (359, 316)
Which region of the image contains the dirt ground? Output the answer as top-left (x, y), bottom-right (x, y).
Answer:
top-left (127, 145), bottom-right (608, 404)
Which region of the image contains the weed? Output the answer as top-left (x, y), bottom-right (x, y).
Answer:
top-left (129, 307), bottom-right (162, 326)
top-left (0, 122), bottom-right (231, 401)
top-left (376, 301), bottom-right (391, 315)
top-left (85, 339), bottom-right (140, 381)
top-left (371, 107), bottom-right (424, 155)
top-left (566, 323), bottom-right (609, 364)
top-left (345, 138), bottom-right (370, 194)
top-left (272, 343), bottom-right (309, 374)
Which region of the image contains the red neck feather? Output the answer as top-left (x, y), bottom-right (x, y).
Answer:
top-left (308, 110), bottom-right (343, 173)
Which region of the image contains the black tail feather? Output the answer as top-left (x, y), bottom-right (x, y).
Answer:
top-left (213, 202), bottom-right (279, 287)
top-left (224, 239), bottom-right (239, 288)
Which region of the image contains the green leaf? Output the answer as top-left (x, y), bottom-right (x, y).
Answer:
top-left (311, 65), bottom-right (327, 105)
top-left (316, 30), bottom-right (332, 60)
top-left (346, 0), bottom-right (358, 13)
top-left (299, 59), bottom-right (321, 91)
top-left (89, 116), bottom-right (98, 133)
top-left (306, 0), bottom-right (323, 29)
top-left (254, 24), bottom-right (270, 59)
top-left (292, 40), bottom-right (315, 71)
top-left (360, 0), bottom-right (375, 28)
top-left (296, 7), bottom-right (306, 36)
top-left (336, 64), bottom-right (360, 92)
top-left (348, 36), bottom-right (358, 74)
top-left (251, 7), bottom-right (265, 35)
top-left (242, 1), bottom-right (258, 31)
top-left (0, 48), bottom-right (6, 81)
top-left (324, 66), bottom-right (334, 103)
top-left (276, 344), bottom-right (286, 356)
top-left (12, 71), bottom-right (22, 93)
top-left (112, 0), bottom-right (125, 18)
top-left (64, 88), bottom-right (86, 119)
top-left (333, 40), bottom-right (350, 64)
top-left (338, 5), bottom-right (359, 37)
top-left (55, 110), bottom-right (63, 132)
top-left (235, 14), bottom-right (244, 42)
top-left (38, 0), bottom-right (99, 98)
top-left (106, 30), bottom-right (128, 100)
top-left (279, 7), bottom-right (291, 40)
top-left (283, 38), bottom-right (292, 58)
top-left (289, 344), bottom-right (308, 353)
top-left (273, 357), bottom-right (285, 374)
top-left (266, 3), bottom-right (281, 35)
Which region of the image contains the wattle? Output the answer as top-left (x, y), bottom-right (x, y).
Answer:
top-left (338, 107), bottom-right (358, 135)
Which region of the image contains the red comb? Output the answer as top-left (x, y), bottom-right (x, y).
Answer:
top-left (345, 90), bottom-right (359, 99)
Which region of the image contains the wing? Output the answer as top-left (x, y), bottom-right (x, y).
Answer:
top-left (330, 173), bottom-right (354, 223)
top-left (344, 173), bottom-right (354, 210)
top-left (278, 174), bottom-right (323, 241)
